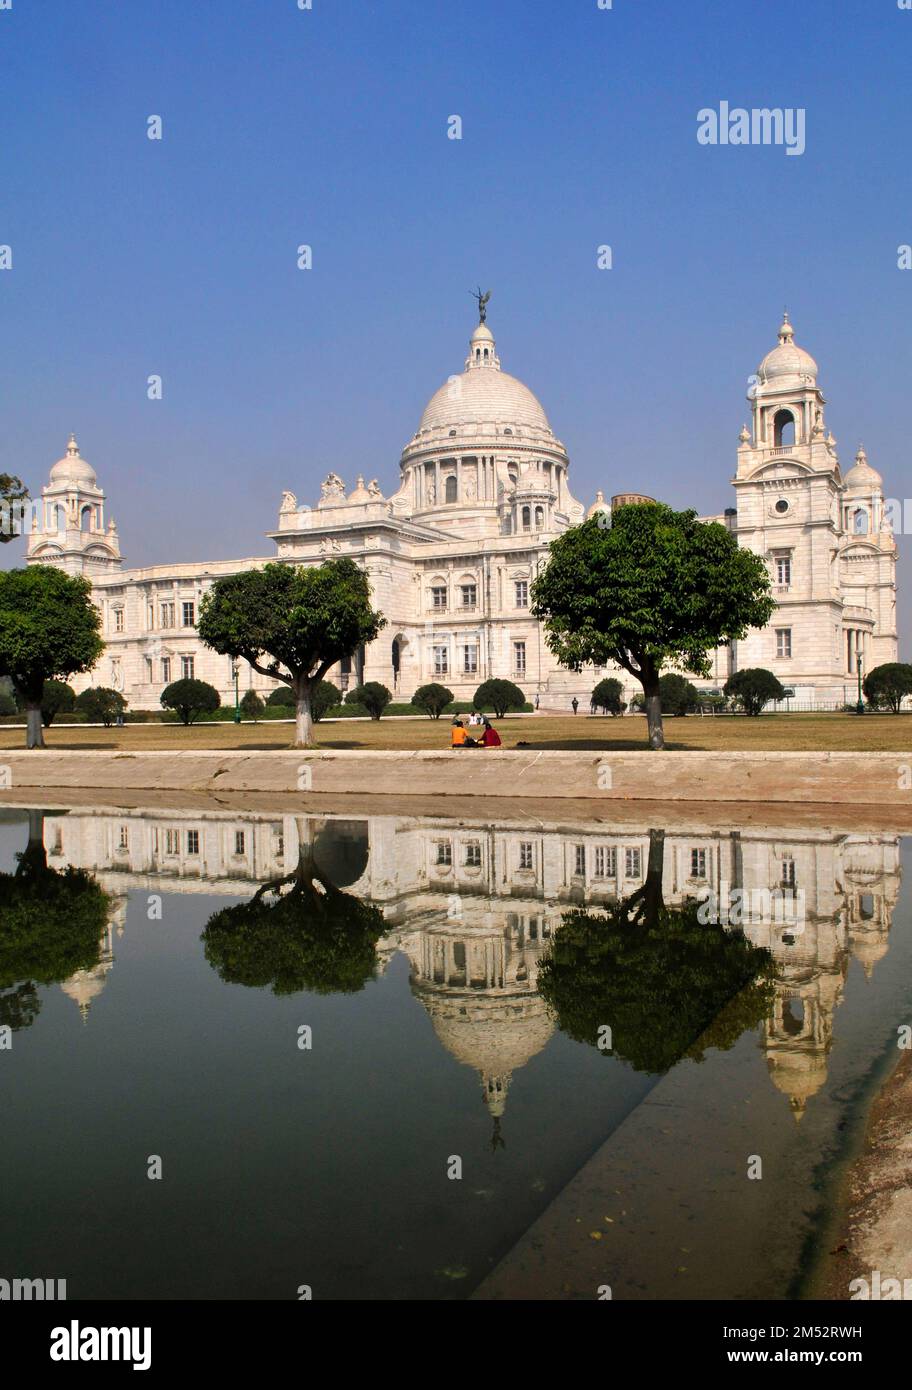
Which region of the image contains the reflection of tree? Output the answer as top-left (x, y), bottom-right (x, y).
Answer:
top-left (0, 811), bottom-right (111, 1030)
top-left (202, 820), bottom-right (385, 996)
top-left (537, 830), bottom-right (774, 1074)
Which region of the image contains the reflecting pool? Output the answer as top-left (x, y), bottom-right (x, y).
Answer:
top-left (0, 803), bottom-right (908, 1300)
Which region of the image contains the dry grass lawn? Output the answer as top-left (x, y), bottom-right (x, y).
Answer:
top-left (4, 711), bottom-right (912, 753)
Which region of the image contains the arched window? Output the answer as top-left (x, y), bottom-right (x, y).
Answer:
top-left (445, 475), bottom-right (458, 503)
top-left (773, 409), bottom-right (796, 447)
top-left (80, 505), bottom-right (93, 532)
top-left (534, 506), bottom-right (544, 529)
top-left (853, 508), bottom-right (869, 535)
top-left (521, 506), bottom-right (531, 531)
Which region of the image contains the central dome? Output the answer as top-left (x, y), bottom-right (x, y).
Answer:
top-left (416, 322), bottom-right (553, 439)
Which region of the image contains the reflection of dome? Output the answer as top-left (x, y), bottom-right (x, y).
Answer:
top-left (416, 322), bottom-right (553, 440)
top-left (49, 434), bottom-right (97, 486)
top-left (757, 314), bottom-right (818, 388)
top-left (419, 990), bottom-right (554, 1118)
top-left (312, 820), bottom-right (369, 889)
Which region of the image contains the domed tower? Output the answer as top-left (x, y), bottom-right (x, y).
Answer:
top-left (731, 315), bottom-right (895, 694)
top-left (26, 435), bottom-right (122, 575)
top-left (396, 312), bottom-right (583, 540)
top-left (839, 447), bottom-right (897, 674)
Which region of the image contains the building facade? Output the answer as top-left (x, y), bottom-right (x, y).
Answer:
top-left (24, 312), bottom-right (898, 709)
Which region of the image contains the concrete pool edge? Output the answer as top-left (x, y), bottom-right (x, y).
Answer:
top-left (1, 748), bottom-right (912, 807)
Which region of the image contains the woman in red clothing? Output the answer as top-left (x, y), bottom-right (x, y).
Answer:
top-left (480, 718), bottom-right (502, 747)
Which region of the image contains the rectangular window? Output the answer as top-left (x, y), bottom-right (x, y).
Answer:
top-left (460, 584), bottom-right (477, 608)
top-left (775, 628), bottom-right (792, 659)
top-left (625, 847), bottom-right (641, 878)
top-left (691, 848), bottom-right (707, 879)
top-left (181, 655), bottom-right (195, 680)
top-left (160, 602), bottom-right (175, 628)
top-left (186, 830), bottom-right (200, 855)
top-left (519, 841), bottom-right (533, 870)
top-left (781, 858), bottom-right (796, 888)
top-left (594, 845), bottom-right (616, 878)
top-left (574, 844), bottom-right (586, 876)
top-left (161, 657), bottom-right (171, 683)
top-left (113, 608), bottom-right (124, 633)
top-left (434, 645), bottom-right (449, 676)
top-left (776, 556), bottom-right (791, 586)
top-left (513, 641), bottom-right (526, 675)
top-left (118, 825), bottom-right (129, 850)
top-left (436, 842), bottom-right (452, 866)
top-left (514, 580), bottom-right (529, 608)
top-left (147, 603), bottom-right (155, 629)
top-left (431, 586), bottom-right (447, 610)
top-left (145, 658), bottom-right (153, 682)
top-left (165, 828), bottom-right (179, 856)
top-left (465, 842), bottom-right (481, 867)
top-left (462, 644), bottom-right (478, 674)
top-left (234, 830), bottom-right (245, 855)
top-left (182, 601), bottom-right (195, 628)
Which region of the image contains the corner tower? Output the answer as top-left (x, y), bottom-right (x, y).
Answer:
top-left (26, 435), bottom-right (122, 575)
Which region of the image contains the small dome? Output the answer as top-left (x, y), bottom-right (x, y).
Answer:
top-left (843, 445), bottom-right (882, 491)
top-left (347, 474), bottom-right (371, 503)
top-left (49, 434), bottom-right (97, 486)
top-left (757, 313), bottom-right (818, 387)
top-left (587, 489), bottom-right (610, 519)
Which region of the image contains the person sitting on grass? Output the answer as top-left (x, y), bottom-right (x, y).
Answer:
top-left (480, 717), bottom-right (502, 748)
top-left (451, 717), bottom-right (477, 748)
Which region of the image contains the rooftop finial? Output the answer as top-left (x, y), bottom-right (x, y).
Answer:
top-left (67, 433), bottom-right (79, 455)
top-left (470, 286), bottom-right (491, 323)
top-left (778, 310), bottom-right (794, 344)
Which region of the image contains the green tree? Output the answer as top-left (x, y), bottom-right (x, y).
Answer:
top-left (536, 829), bottom-right (774, 1074)
top-left (202, 820), bottom-right (385, 996)
top-left (531, 505), bottom-right (774, 750)
top-left (591, 677), bottom-right (625, 716)
top-left (75, 686), bottom-right (128, 726)
top-left (0, 811), bottom-right (111, 1032)
top-left (863, 662), bottom-right (912, 714)
top-left (0, 566), bottom-right (104, 748)
top-left (198, 559), bottom-right (385, 747)
top-left (724, 667), bottom-right (786, 717)
top-left (161, 678), bottom-right (220, 725)
top-left (40, 680), bottom-right (77, 727)
top-left (239, 689), bottom-right (265, 721)
top-left (473, 678), bottom-right (525, 718)
top-left (659, 672), bottom-right (700, 716)
top-left (411, 683), bottom-right (454, 719)
top-left (311, 680), bottom-right (342, 722)
top-left (266, 686), bottom-right (295, 707)
top-left (0, 473), bottom-right (28, 544)
top-left (346, 681), bottom-right (391, 720)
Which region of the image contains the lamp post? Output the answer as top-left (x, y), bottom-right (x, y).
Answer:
top-left (856, 651), bottom-right (864, 715)
top-left (232, 662), bottom-right (241, 723)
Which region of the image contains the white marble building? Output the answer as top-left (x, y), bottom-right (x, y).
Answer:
top-left (24, 312), bottom-right (898, 709)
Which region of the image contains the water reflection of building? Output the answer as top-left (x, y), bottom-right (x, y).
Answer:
top-left (39, 809), bottom-right (902, 1114)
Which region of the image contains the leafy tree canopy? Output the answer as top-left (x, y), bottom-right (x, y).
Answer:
top-left (75, 686), bottom-right (128, 726)
top-left (161, 678), bottom-right (220, 725)
top-left (346, 681), bottom-right (391, 719)
top-left (202, 839), bottom-right (386, 996)
top-left (531, 505), bottom-right (774, 748)
top-left (724, 667), bottom-right (786, 716)
top-left (863, 662), bottom-right (912, 714)
top-left (659, 672), bottom-right (700, 716)
top-left (239, 689), bottom-right (265, 720)
top-left (41, 680), bottom-right (77, 727)
top-left (473, 679), bottom-right (525, 717)
top-left (0, 473), bottom-right (28, 544)
top-left (411, 683), bottom-right (454, 719)
top-left (198, 559), bottom-right (385, 746)
top-left (0, 566), bottom-right (104, 747)
top-left (591, 677), bottom-right (625, 715)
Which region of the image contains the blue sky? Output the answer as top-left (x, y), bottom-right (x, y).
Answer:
top-left (2, 0), bottom-right (910, 649)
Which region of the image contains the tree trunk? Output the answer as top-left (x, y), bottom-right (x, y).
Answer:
top-left (25, 703), bottom-right (45, 750)
top-left (641, 674), bottom-right (664, 751)
top-left (294, 683), bottom-right (314, 748)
